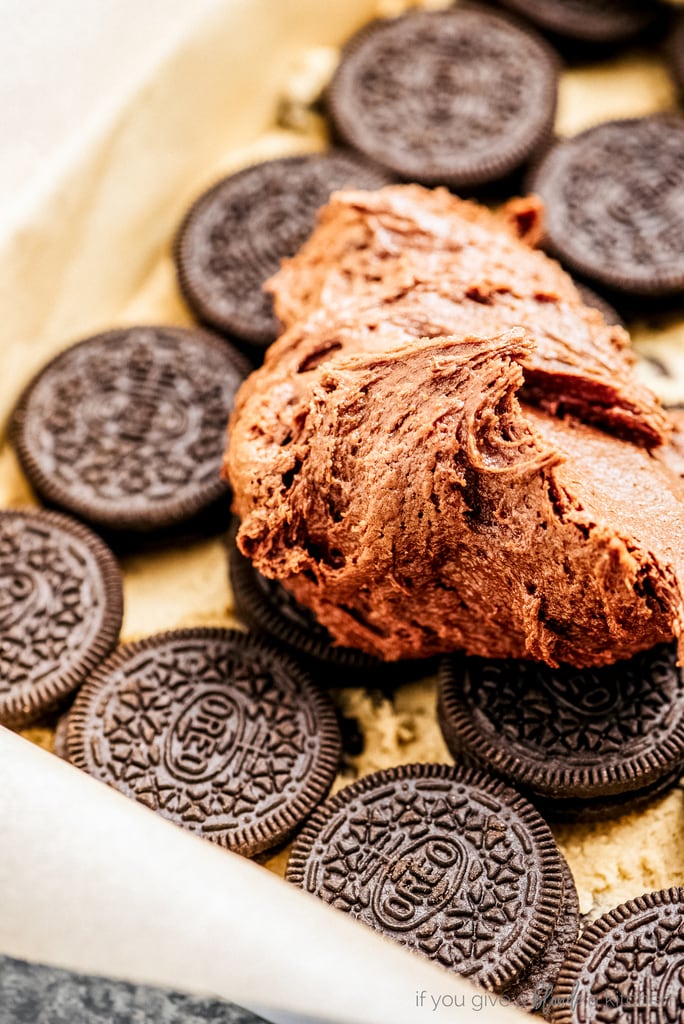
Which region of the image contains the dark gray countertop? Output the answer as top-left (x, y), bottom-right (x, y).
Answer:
top-left (0, 956), bottom-right (271, 1024)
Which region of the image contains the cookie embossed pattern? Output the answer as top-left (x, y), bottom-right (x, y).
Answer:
top-left (327, 6), bottom-right (558, 186)
top-left (550, 888), bottom-right (684, 1023)
top-left (437, 644), bottom-right (684, 818)
top-left (0, 509), bottom-right (123, 728)
top-left (11, 326), bottom-right (250, 533)
top-left (287, 763), bottom-right (565, 992)
top-left (67, 629), bottom-right (341, 857)
top-left (175, 152), bottom-right (391, 347)
top-left (530, 116), bottom-right (684, 297)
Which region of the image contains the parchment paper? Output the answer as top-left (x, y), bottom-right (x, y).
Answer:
top-left (0, 727), bottom-right (530, 1024)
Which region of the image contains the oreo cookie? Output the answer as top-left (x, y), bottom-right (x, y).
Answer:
top-left (668, 14), bottom-right (684, 101)
top-left (437, 644), bottom-right (684, 821)
top-left (52, 709), bottom-right (70, 760)
top-left (175, 153), bottom-right (391, 347)
top-left (529, 117), bottom-right (684, 297)
top-left (11, 326), bottom-right (250, 535)
top-left (496, 0), bottom-right (668, 46)
top-left (286, 762), bottom-right (565, 992)
top-left (0, 509), bottom-right (122, 728)
top-left (550, 887), bottom-right (684, 1023)
top-left (327, 7), bottom-right (558, 188)
top-left (66, 629), bottom-right (341, 857)
top-left (228, 524), bottom-right (386, 681)
top-left (575, 282), bottom-right (624, 329)
top-left (505, 855), bottom-right (579, 1014)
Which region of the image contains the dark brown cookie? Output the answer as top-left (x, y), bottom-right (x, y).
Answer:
top-left (66, 628), bottom-right (341, 857)
top-left (11, 326), bottom-right (250, 534)
top-left (506, 855), bottom-right (580, 1015)
top-left (496, 0), bottom-right (667, 45)
top-left (228, 523), bottom-right (383, 678)
top-left (52, 710), bottom-right (71, 760)
top-left (529, 117), bottom-right (684, 297)
top-left (550, 887), bottom-right (684, 1023)
top-left (286, 762), bottom-right (564, 992)
top-left (228, 526), bottom-right (432, 686)
top-left (175, 153), bottom-right (391, 347)
top-left (668, 13), bottom-right (684, 101)
top-left (327, 7), bottom-right (558, 188)
top-left (437, 644), bottom-right (684, 821)
top-left (0, 509), bottom-right (122, 728)
top-left (575, 282), bottom-right (624, 328)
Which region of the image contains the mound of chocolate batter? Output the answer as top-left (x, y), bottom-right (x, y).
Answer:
top-left (225, 186), bottom-right (684, 667)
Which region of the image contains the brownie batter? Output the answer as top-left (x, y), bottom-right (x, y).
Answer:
top-left (225, 185), bottom-right (684, 666)
top-left (271, 187), bottom-right (666, 446)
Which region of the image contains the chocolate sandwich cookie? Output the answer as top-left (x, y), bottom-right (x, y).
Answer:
top-left (506, 855), bottom-right (579, 1014)
top-left (286, 762), bottom-right (564, 992)
top-left (175, 153), bottom-right (391, 347)
top-left (0, 509), bottom-right (122, 728)
top-left (11, 326), bottom-right (250, 535)
top-left (437, 644), bottom-right (684, 821)
top-left (496, 0), bottom-right (668, 46)
top-left (66, 629), bottom-right (341, 857)
top-left (574, 282), bottom-right (624, 329)
top-left (327, 7), bottom-right (558, 188)
top-left (228, 524), bottom-right (388, 681)
top-left (529, 117), bottom-right (684, 297)
top-left (52, 710), bottom-right (70, 761)
top-left (550, 887), bottom-right (684, 1023)
top-left (668, 14), bottom-right (684, 101)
